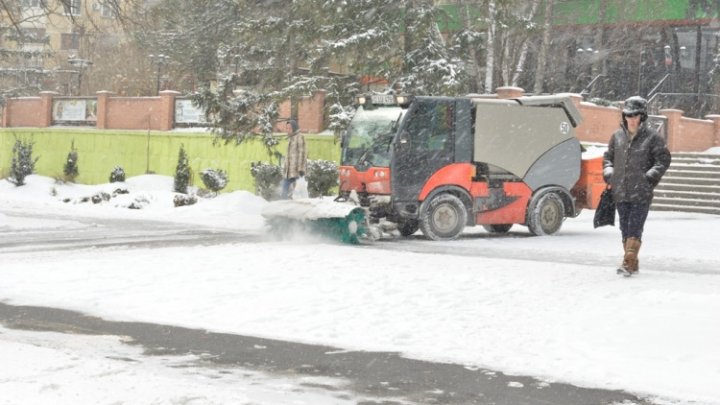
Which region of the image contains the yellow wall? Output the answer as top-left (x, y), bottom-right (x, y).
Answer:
top-left (0, 128), bottom-right (340, 193)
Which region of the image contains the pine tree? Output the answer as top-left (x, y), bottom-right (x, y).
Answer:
top-left (173, 144), bottom-right (191, 194)
top-left (63, 140), bottom-right (79, 182)
top-left (9, 138), bottom-right (39, 187)
top-left (172, 0), bottom-right (465, 147)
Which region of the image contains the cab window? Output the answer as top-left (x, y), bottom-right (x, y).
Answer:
top-left (406, 100), bottom-right (453, 152)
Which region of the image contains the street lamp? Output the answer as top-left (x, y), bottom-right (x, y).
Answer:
top-left (149, 54), bottom-right (169, 95)
top-left (576, 47), bottom-right (593, 84)
top-left (664, 45), bottom-right (672, 68)
top-left (576, 46), bottom-right (603, 95)
top-left (67, 57), bottom-right (93, 96)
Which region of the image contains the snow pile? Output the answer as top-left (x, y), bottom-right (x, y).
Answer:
top-left (0, 174), bottom-right (268, 231)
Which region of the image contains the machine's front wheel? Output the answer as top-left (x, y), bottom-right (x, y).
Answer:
top-left (527, 192), bottom-right (565, 236)
top-left (419, 194), bottom-right (467, 241)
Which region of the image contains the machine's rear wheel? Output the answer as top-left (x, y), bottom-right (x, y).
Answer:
top-left (419, 194), bottom-right (467, 241)
top-left (527, 192), bottom-right (565, 236)
top-left (398, 219), bottom-right (419, 237)
top-left (482, 224), bottom-right (513, 234)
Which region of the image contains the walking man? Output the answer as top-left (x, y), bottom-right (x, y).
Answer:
top-left (281, 119), bottom-right (307, 199)
top-left (603, 96), bottom-right (671, 277)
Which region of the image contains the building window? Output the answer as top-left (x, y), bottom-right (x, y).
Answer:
top-left (99, 2), bottom-right (114, 18)
top-left (64, 0), bottom-right (81, 16)
top-left (21, 0), bottom-right (44, 8)
top-left (22, 28), bottom-right (48, 44)
top-left (61, 33), bottom-right (80, 50)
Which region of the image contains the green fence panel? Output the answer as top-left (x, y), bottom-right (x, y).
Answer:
top-left (0, 128), bottom-right (340, 193)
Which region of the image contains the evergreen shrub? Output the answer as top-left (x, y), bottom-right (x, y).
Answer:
top-left (9, 138), bottom-right (39, 186)
top-left (200, 168), bottom-right (228, 193)
top-left (250, 161), bottom-right (281, 201)
top-left (306, 159), bottom-right (338, 197)
top-left (109, 166), bottom-right (125, 182)
top-left (174, 144), bottom-right (191, 194)
top-left (63, 140), bottom-right (79, 182)
top-left (173, 194), bottom-right (197, 207)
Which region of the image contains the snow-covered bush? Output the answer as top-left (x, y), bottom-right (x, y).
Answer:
top-left (63, 140), bottom-right (79, 182)
top-left (9, 138), bottom-right (39, 186)
top-left (200, 168), bottom-right (228, 193)
top-left (306, 159), bottom-right (338, 198)
top-left (128, 196), bottom-right (150, 210)
top-left (174, 144), bottom-right (191, 194)
top-left (173, 194), bottom-right (197, 207)
top-left (90, 192), bottom-right (111, 204)
top-left (109, 166), bottom-right (125, 183)
top-left (250, 161), bottom-right (281, 201)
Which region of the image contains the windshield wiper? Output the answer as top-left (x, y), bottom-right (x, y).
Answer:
top-left (356, 146), bottom-right (373, 167)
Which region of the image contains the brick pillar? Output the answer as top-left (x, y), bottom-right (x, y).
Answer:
top-left (495, 86), bottom-right (524, 99)
top-left (39, 91), bottom-right (58, 127)
top-left (159, 90), bottom-right (180, 131)
top-left (96, 91), bottom-right (113, 129)
top-left (298, 90), bottom-right (325, 133)
top-left (705, 114), bottom-right (720, 147)
top-left (1, 99), bottom-right (9, 127)
top-left (660, 108), bottom-right (683, 152)
top-left (275, 99), bottom-right (292, 132)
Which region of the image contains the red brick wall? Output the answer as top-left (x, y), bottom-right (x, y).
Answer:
top-left (3, 89), bottom-right (720, 152)
top-left (274, 99), bottom-right (292, 132)
top-left (298, 90), bottom-right (325, 133)
top-left (105, 97), bottom-right (164, 130)
top-left (4, 98), bottom-right (44, 127)
top-left (575, 103), bottom-right (623, 144)
top-left (676, 117), bottom-right (715, 151)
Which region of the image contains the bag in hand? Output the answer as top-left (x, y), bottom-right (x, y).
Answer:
top-left (292, 176), bottom-right (309, 199)
top-left (593, 188), bottom-right (615, 228)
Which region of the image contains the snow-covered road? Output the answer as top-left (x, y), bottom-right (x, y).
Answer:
top-left (1, 175), bottom-right (720, 405)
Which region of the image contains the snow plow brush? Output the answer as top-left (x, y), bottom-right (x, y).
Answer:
top-left (261, 199), bottom-right (367, 244)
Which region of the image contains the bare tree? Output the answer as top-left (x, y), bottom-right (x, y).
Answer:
top-left (510, 0), bottom-right (540, 87)
top-left (451, 0), bottom-right (484, 93)
top-left (484, 0), bottom-right (496, 93)
top-left (532, 0), bottom-right (553, 94)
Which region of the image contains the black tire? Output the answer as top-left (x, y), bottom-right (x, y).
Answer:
top-left (482, 223), bottom-right (513, 234)
top-left (527, 192), bottom-right (565, 236)
top-left (419, 194), bottom-right (468, 241)
top-left (398, 219), bottom-right (419, 237)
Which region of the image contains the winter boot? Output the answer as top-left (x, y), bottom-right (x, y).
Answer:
top-left (617, 239), bottom-right (630, 275)
top-left (623, 237), bottom-right (642, 277)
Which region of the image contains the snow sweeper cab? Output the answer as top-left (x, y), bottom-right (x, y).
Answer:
top-left (338, 94), bottom-right (409, 221)
top-left (337, 93), bottom-right (605, 241)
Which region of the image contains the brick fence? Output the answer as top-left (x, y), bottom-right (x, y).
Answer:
top-left (2, 90), bottom-right (327, 134)
top-left (3, 87), bottom-right (719, 152)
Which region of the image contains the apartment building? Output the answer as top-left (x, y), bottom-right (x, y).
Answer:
top-left (2, 0), bottom-right (128, 96)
